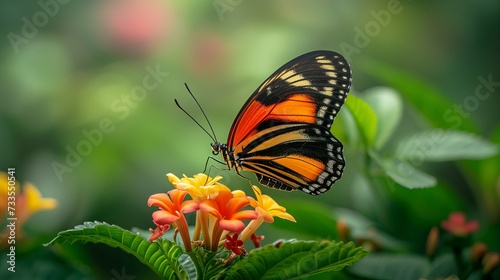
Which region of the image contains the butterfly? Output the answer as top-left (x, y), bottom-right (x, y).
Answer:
top-left (209, 50), bottom-right (352, 195)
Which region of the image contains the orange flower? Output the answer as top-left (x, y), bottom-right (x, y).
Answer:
top-left (199, 190), bottom-right (257, 232)
top-left (148, 189), bottom-right (199, 251)
top-left (199, 190), bottom-right (258, 251)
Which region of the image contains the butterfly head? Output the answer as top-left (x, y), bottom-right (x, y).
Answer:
top-left (211, 142), bottom-right (234, 169)
top-left (210, 142), bottom-right (222, 155)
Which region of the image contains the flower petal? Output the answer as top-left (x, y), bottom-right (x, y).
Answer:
top-left (181, 200), bottom-right (200, 213)
top-left (168, 189), bottom-right (188, 207)
top-left (449, 212), bottom-right (466, 225)
top-left (25, 182), bottom-right (58, 212)
top-left (232, 210), bottom-right (259, 221)
top-left (199, 200), bottom-right (222, 219)
top-left (148, 193), bottom-right (175, 211)
top-left (219, 218), bottom-right (246, 232)
top-left (152, 210), bottom-right (180, 225)
top-left (464, 221), bottom-right (479, 233)
top-left (167, 173), bottom-right (182, 186)
top-left (226, 196), bottom-right (250, 215)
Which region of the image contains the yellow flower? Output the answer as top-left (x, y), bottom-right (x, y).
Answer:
top-left (249, 185), bottom-right (295, 223)
top-left (0, 172), bottom-right (58, 244)
top-left (24, 182), bottom-right (58, 213)
top-left (167, 173), bottom-right (230, 201)
top-left (239, 186), bottom-right (295, 243)
top-left (1, 172), bottom-right (57, 221)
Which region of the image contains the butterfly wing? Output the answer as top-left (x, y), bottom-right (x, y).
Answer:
top-left (226, 50), bottom-right (352, 195)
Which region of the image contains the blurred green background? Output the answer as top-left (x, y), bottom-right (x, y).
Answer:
top-left (1, 0), bottom-right (499, 279)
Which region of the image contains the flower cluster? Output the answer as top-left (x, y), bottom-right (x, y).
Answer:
top-left (148, 173), bottom-right (295, 255)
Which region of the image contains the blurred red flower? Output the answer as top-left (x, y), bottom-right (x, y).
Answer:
top-left (100, 0), bottom-right (174, 54)
top-left (441, 211), bottom-right (479, 237)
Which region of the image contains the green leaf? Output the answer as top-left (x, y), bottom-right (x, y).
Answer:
top-left (222, 240), bottom-right (369, 280)
top-left (45, 221), bottom-right (186, 280)
top-left (381, 158), bottom-right (437, 189)
top-left (425, 253), bottom-right (457, 279)
top-left (370, 150), bottom-right (437, 189)
top-left (333, 208), bottom-right (408, 252)
top-left (363, 87), bottom-right (403, 149)
top-left (349, 253), bottom-right (429, 280)
top-left (351, 253), bottom-right (461, 280)
top-left (359, 58), bottom-right (477, 132)
top-left (186, 249), bottom-right (232, 280)
top-left (396, 129), bottom-right (499, 162)
top-left (345, 94), bottom-right (378, 147)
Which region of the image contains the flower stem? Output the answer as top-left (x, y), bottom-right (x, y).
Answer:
top-left (193, 210), bottom-right (202, 241)
top-left (199, 211), bottom-right (211, 250)
top-left (176, 214), bottom-right (192, 252)
top-left (239, 217), bottom-right (264, 243)
top-left (211, 220), bottom-right (224, 252)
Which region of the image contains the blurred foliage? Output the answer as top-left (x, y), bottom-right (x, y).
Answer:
top-left (1, 0), bottom-right (499, 279)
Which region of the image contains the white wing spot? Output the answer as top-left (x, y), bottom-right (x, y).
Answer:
top-left (327, 160), bottom-right (335, 171)
top-left (317, 106), bottom-right (327, 118)
top-left (318, 172), bottom-right (329, 184)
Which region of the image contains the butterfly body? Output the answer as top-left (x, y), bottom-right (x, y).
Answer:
top-left (212, 50), bottom-right (352, 195)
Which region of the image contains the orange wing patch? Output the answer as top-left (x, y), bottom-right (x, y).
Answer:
top-left (266, 94), bottom-right (316, 124)
top-left (273, 156), bottom-right (324, 182)
top-left (230, 94), bottom-right (317, 146)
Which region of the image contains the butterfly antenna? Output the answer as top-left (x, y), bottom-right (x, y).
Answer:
top-left (174, 84), bottom-right (217, 143)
